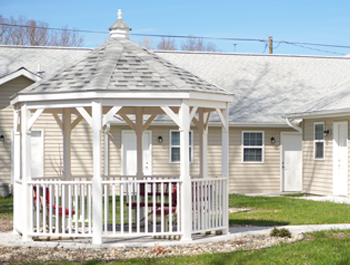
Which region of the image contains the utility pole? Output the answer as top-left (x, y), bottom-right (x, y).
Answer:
top-left (269, 36), bottom-right (273, 54)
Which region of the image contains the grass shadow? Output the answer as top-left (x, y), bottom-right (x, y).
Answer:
top-left (229, 219), bottom-right (289, 226)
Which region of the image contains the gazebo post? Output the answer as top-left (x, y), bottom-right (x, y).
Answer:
top-left (12, 110), bottom-right (21, 234)
top-left (63, 109), bottom-right (71, 182)
top-left (92, 100), bottom-right (102, 245)
top-left (199, 109), bottom-right (208, 179)
top-left (62, 109), bottom-right (71, 214)
top-left (221, 104), bottom-right (229, 235)
top-left (180, 101), bottom-right (192, 241)
top-left (21, 104), bottom-right (32, 241)
top-left (136, 107), bottom-right (143, 179)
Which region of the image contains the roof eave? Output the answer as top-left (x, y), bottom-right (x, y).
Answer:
top-left (11, 90), bottom-right (234, 106)
top-left (283, 108), bottom-right (350, 119)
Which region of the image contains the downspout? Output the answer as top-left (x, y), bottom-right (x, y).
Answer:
top-left (104, 123), bottom-right (111, 177)
top-left (285, 118), bottom-right (302, 133)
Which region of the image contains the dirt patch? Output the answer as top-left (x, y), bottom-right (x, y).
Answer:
top-left (0, 219), bottom-right (13, 233)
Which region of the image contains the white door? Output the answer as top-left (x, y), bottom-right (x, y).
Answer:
top-left (122, 131), bottom-right (152, 176)
top-left (333, 122), bottom-right (348, 197)
top-left (281, 133), bottom-right (302, 192)
top-left (31, 130), bottom-right (44, 178)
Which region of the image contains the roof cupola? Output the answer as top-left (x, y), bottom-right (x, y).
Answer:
top-left (109, 9), bottom-right (131, 39)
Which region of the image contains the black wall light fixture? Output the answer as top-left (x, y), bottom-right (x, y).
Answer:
top-left (0, 135), bottom-right (4, 142)
top-left (270, 137), bottom-right (276, 144)
top-left (158, 136), bottom-right (163, 143)
top-left (323, 129), bottom-right (329, 137)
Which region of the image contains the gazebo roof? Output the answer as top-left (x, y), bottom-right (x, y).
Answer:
top-left (15, 38), bottom-right (230, 97)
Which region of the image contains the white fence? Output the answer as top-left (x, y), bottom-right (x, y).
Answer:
top-left (191, 178), bottom-right (228, 233)
top-left (25, 176), bottom-right (226, 239)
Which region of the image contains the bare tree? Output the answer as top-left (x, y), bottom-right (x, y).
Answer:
top-left (157, 37), bottom-right (176, 50)
top-left (138, 36), bottom-right (155, 49)
top-left (0, 15), bottom-right (84, 47)
top-left (181, 36), bottom-right (219, 52)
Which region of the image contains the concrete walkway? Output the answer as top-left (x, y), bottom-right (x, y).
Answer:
top-left (1, 223), bottom-right (350, 249)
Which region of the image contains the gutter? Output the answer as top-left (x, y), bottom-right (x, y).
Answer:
top-left (285, 118), bottom-right (302, 133)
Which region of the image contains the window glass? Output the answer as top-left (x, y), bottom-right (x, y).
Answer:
top-left (170, 131), bottom-right (192, 162)
top-left (242, 132), bottom-right (264, 162)
top-left (315, 142), bottom-right (324, 159)
top-left (315, 124), bottom-right (324, 140)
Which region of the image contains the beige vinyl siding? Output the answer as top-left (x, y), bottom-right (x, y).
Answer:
top-left (0, 76), bottom-right (34, 183)
top-left (108, 125), bottom-right (295, 194)
top-left (229, 127), bottom-right (294, 194)
top-left (303, 117), bottom-right (350, 197)
top-left (32, 112), bottom-right (101, 178)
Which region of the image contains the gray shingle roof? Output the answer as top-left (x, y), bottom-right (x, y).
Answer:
top-left (0, 45), bottom-right (92, 80)
top-left (19, 38), bottom-right (230, 96)
top-left (286, 78), bottom-right (350, 116)
top-left (156, 51), bottom-right (350, 123)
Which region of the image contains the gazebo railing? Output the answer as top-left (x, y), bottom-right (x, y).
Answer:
top-left (28, 180), bottom-right (93, 237)
top-left (101, 178), bottom-right (182, 237)
top-left (191, 177), bottom-right (228, 234)
top-left (25, 176), bottom-right (226, 239)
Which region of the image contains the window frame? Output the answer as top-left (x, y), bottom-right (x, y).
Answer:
top-left (241, 131), bottom-right (265, 164)
top-left (314, 122), bottom-right (325, 160)
top-left (169, 130), bottom-right (193, 163)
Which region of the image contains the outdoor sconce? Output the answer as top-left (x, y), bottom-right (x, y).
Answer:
top-left (0, 135), bottom-right (4, 142)
top-left (323, 129), bottom-right (330, 137)
top-left (158, 136), bottom-right (163, 143)
top-left (270, 137), bottom-right (276, 144)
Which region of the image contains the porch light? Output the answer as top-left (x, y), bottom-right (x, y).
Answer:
top-left (323, 129), bottom-right (329, 137)
top-left (0, 135), bottom-right (4, 142)
top-left (270, 137), bottom-right (276, 144)
top-left (158, 136), bottom-right (163, 143)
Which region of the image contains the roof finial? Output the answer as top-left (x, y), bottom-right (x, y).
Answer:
top-left (109, 9), bottom-right (131, 39)
top-left (118, 9), bottom-right (122, 19)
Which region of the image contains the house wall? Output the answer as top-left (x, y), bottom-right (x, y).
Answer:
top-left (0, 76), bottom-right (34, 183)
top-left (303, 117), bottom-right (350, 197)
top-left (109, 125), bottom-right (295, 194)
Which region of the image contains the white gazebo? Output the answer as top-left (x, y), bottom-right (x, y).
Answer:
top-left (11, 10), bottom-right (233, 244)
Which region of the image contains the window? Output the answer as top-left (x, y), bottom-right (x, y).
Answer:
top-left (314, 122), bottom-right (324, 159)
top-left (242, 131), bottom-right (264, 163)
top-left (170, 130), bottom-right (193, 162)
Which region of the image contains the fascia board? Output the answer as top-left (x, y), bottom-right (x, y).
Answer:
top-left (11, 90), bottom-right (234, 106)
top-left (283, 109), bottom-right (350, 119)
top-left (109, 120), bottom-right (289, 128)
top-left (0, 69), bottom-right (41, 86)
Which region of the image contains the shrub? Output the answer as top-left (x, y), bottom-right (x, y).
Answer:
top-left (270, 227), bottom-right (292, 238)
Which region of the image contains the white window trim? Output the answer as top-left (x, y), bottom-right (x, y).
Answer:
top-left (241, 131), bottom-right (265, 164)
top-left (314, 122), bottom-right (325, 160)
top-left (169, 130), bottom-right (194, 163)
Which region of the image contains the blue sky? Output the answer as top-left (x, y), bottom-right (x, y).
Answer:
top-left (2, 0), bottom-right (350, 56)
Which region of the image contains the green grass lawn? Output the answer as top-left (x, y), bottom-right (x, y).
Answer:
top-left (3, 194), bottom-right (350, 264)
top-left (0, 194), bottom-right (13, 220)
top-left (229, 193), bottom-right (350, 226)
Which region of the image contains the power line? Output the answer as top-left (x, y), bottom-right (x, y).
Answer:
top-left (1, 22), bottom-right (350, 55)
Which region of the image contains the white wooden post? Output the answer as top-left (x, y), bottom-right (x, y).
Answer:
top-left (180, 101), bottom-right (192, 241)
top-left (136, 107), bottom-right (143, 179)
top-left (21, 104), bottom-right (31, 241)
top-left (221, 103), bottom-right (229, 234)
top-left (92, 101), bottom-right (102, 245)
top-left (13, 109), bottom-right (21, 234)
top-left (63, 109), bottom-right (71, 181)
top-left (199, 109), bottom-right (208, 179)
